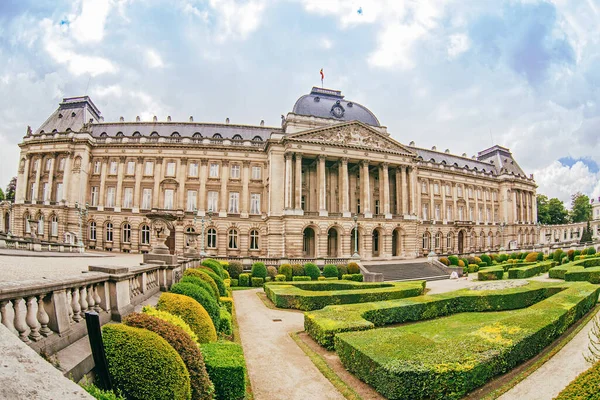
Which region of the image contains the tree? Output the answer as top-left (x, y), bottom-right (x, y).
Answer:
top-left (5, 176), bottom-right (16, 202)
top-left (0, 188), bottom-right (4, 201)
top-left (537, 194), bottom-right (568, 225)
top-left (570, 192), bottom-right (592, 223)
top-left (581, 220), bottom-right (593, 243)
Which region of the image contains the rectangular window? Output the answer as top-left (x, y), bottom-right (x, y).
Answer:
top-left (468, 188), bottom-right (473, 198)
top-left (144, 161), bottom-right (154, 175)
top-left (421, 181), bottom-right (427, 193)
top-left (445, 185), bottom-right (451, 196)
top-left (301, 195), bottom-right (306, 211)
top-left (142, 189), bottom-right (152, 209)
top-left (123, 188), bottom-right (133, 208)
top-left (106, 187), bottom-right (115, 207)
top-left (90, 223), bottom-right (96, 241)
top-left (230, 164), bottom-right (241, 179)
top-left (127, 161), bottom-right (135, 175)
top-left (458, 206), bottom-right (464, 220)
top-left (187, 190), bottom-right (197, 211)
top-left (375, 200), bottom-right (380, 214)
top-left (493, 191), bottom-right (497, 201)
top-left (435, 204), bottom-right (440, 220)
top-left (469, 207), bottom-right (474, 221)
top-left (188, 162), bottom-right (198, 177)
top-left (30, 183), bottom-right (35, 201)
top-left (43, 183), bottom-right (49, 201)
top-left (209, 163), bottom-right (219, 178)
top-left (51, 217), bottom-right (58, 237)
top-left (486, 208), bottom-right (491, 222)
top-left (422, 205), bottom-right (429, 220)
top-left (251, 166), bottom-right (261, 180)
top-left (250, 194), bottom-right (261, 214)
top-left (166, 162), bottom-right (176, 177)
top-left (164, 189), bottom-right (174, 210)
top-left (457, 186), bottom-right (463, 197)
top-left (229, 192), bottom-right (240, 214)
top-left (91, 186), bottom-right (99, 206)
top-left (45, 159), bottom-right (51, 171)
top-left (94, 161), bottom-right (101, 174)
top-left (478, 207), bottom-right (483, 222)
top-left (446, 205), bottom-right (452, 220)
top-left (109, 161), bottom-right (118, 175)
top-left (433, 183), bottom-right (439, 195)
top-left (207, 191), bottom-right (218, 212)
top-left (56, 183), bottom-right (63, 202)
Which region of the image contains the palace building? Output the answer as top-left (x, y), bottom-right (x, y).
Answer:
top-left (0, 87), bottom-right (539, 260)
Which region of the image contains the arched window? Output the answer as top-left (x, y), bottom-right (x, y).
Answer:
top-left (24, 214), bottom-right (31, 233)
top-left (38, 214), bottom-right (44, 236)
top-left (171, 132), bottom-right (180, 137)
top-left (106, 222), bottom-right (113, 242)
top-left (122, 223), bottom-right (131, 243)
top-left (140, 224), bottom-right (150, 245)
top-left (100, 132), bottom-right (108, 137)
top-left (116, 132), bottom-right (124, 137)
top-left (232, 134), bottom-right (243, 141)
top-left (480, 232), bottom-right (485, 249)
top-left (228, 229), bottom-right (239, 249)
top-left (446, 232), bottom-right (453, 250)
top-left (252, 135), bottom-right (263, 142)
top-left (207, 228), bottom-right (217, 248)
top-left (150, 131), bottom-right (159, 137)
top-left (435, 232), bottom-right (442, 249)
top-left (193, 132), bottom-right (202, 138)
top-left (422, 232), bottom-right (430, 250)
top-left (132, 131), bottom-right (141, 137)
top-left (51, 215), bottom-right (58, 237)
top-left (212, 133), bottom-right (222, 139)
top-left (89, 221), bottom-right (97, 241)
top-left (185, 226), bottom-right (195, 246)
top-left (249, 229), bottom-right (259, 250)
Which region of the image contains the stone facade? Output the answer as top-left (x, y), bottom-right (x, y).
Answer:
top-left (538, 202), bottom-right (600, 246)
top-left (0, 88), bottom-right (538, 260)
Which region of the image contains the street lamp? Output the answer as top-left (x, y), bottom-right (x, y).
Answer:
top-left (352, 214), bottom-right (360, 259)
top-left (75, 201), bottom-right (89, 248)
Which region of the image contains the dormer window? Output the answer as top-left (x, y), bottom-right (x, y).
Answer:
top-left (116, 132), bottom-right (124, 137)
top-left (52, 129), bottom-right (58, 133)
top-left (132, 131), bottom-right (141, 137)
top-left (150, 131), bottom-right (159, 137)
top-left (232, 134), bottom-right (243, 141)
top-left (58, 113), bottom-right (63, 119)
top-left (171, 132), bottom-right (180, 137)
top-left (71, 112), bottom-right (76, 117)
top-left (100, 132), bottom-right (108, 137)
top-left (193, 132), bottom-right (202, 138)
top-left (213, 133), bottom-right (222, 139)
top-left (252, 135), bottom-right (263, 142)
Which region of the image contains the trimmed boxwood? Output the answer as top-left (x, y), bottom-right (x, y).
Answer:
top-left (448, 255), bottom-right (459, 266)
top-left (142, 305), bottom-right (199, 344)
top-left (478, 267), bottom-right (504, 281)
top-left (342, 274), bottom-right (353, 281)
top-left (266, 266), bottom-right (278, 279)
top-left (265, 280), bottom-right (425, 311)
top-left (555, 359), bottom-right (600, 399)
top-left (278, 264), bottom-right (292, 281)
top-left (275, 274), bottom-right (286, 282)
top-left (350, 274), bottom-right (363, 282)
top-left (170, 282), bottom-right (220, 331)
top-left (218, 307), bottom-right (232, 336)
top-left (565, 266), bottom-right (600, 284)
top-left (337, 264), bottom-right (348, 279)
top-left (238, 273), bottom-right (250, 287)
top-left (102, 324), bottom-right (191, 400)
top-left (333, 282), bottom-right (599, 400)
top-left (323, 264), bottom-right (338, 278)
top-left (304, 263), bottom-right (321, 280)
top-left (230, 279), bottom-right (238, 287)
top-left (219, 297), bottom-right (233, 314)
top-left (291, 264), bottom-right (305, 276)
top-left (292, 276), bottom-right (311, 281)
top-left (157, 292), bottom-right (217, 344)
top-left (183, 269), bottom-right (220, 300)
top-left (123, 313), bottom-right (215, 400)
top-left (200, 341), bottom-right (246, 400)
top-left (347, 262), bottom-right (360, 274)
top-left (508, 264), bottom-right (541, 279)
top-left (180, 275), bottom-right (219, 302)
top-left (251, 262), bottom-right (267, 279)
top-left (227, 261), bottom-right (243, 279)
top-left (251, 277), bottom-right (264, 287)
top-left (196, 267), bottom-right (228, 297)
top-left (201, 258), bottom-right (224, 278)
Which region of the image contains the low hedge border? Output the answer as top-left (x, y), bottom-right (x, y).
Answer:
top-left (565, 266), bottom-right (600, 284)
top-left (508, 264), bottom-right (541, 279)
top-left (549, 257), bottom-right (600, 281)
top-left (200, 341), bottom-right (247, 400)
top-left (265, 280), bottom-right (425, 311)
top-left (334, 282), bottom-right (600, 400)
top-left (305, 281), bottom-right (567, 350)
top-left (477, 267), bottom-right (504, 281)
top-left (555, 359), bottom-right (600, 399)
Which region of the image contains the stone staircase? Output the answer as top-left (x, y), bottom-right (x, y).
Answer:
top-left (362, 261), bottom-right (450, 282)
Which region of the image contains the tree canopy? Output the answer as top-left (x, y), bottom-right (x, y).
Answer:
top-left (570, 192), bottom-right (592, 223)
top-left (5, 177), bottom-right (16, 202)
top-left (537, 194), bottom-right (568, 225)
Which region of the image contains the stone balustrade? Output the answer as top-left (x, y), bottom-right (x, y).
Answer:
top-left (0, 234), bottom-right (83, 253)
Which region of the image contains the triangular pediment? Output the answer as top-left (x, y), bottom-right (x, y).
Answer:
top-left (284, 121), bottom-right (416, 156)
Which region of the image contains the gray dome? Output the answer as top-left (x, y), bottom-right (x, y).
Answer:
top-left (292, 87), bottom-right (380, 127)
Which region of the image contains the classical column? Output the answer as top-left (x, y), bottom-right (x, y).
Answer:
top-left (152, 158), bottom-right (163, 209)
top-left (318, 155), bottom-right (328, 216)
top-left (177, 158), bottom-right (187, 210)
top-left (32, 155), bottom-right (43, 203)
top-left (401, 166), bottom-right (408, 215)
top-left (394, 167), bottom-right (401, 215)
top-left (441, 181), bottom-right (447, 222)
top-left (219, 161), bottom-right (229, 217)
top-left (16, 154), bottom-right (31, 203)
top-left (198, 160), bottom-right (208, 213)
top-left (115, 157), bottom-right (125, 210)
top-left (513, 190), bottom-right (518, 223)
top-left (46, 155), bottom-right (56, 204)
top-left (361, 160), bottom-right (372, 217)
top-left (61, 153), bottom-right (72, 205)
top-left (519, 190), bottom-right (525, 223)
top-left (410, 167), bottom-right (417, 216)
top-left (294, 153), bottom-right (303, 213)
top-left (453, 184), bottom-right (458, 221)
top-left (382, 163), bottom-right (391, 218)
top-left (340, 158), bottom-right (350, 217)
top-left (133, 157), bottom-right (143, 212)
top-left (429, 181), bottom-right (435, 221)
top-left (474, 187), bottom-right (479, 224)
top-left (241, 161), bottom-right (250, 218)
top-left (284, 153), bottom-right (293, 211)
top-left (532, 192), bottom-right (537, 223)
top-left (98, 157), bottom-right (108, 210)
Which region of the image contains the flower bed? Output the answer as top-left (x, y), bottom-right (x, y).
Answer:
top-left (334, 282), bottom-right (599, 400)
top-left (264, 280), bottom-right (425, 311)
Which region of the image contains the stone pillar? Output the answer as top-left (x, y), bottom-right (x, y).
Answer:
top-left (152, 158), bottom-right (163, 209)
top-left (16, 154), bottom-right (31, 204)
top-left (532, 192), bottom-right (537, 223)
top-left (294, 153), bottom-right (303, 213)
top-left (474, 187), bottom-right (479, 224)
top-left (133, 157), bottom-right (143, 212)
top-left (115, 157), bottom-right (125, 210)
top-left (340, 158), bottom-right (350, 217)
top-left (199, 160), bottom-right (208, 212)
top-left (442, 181), bottom-right (447, 222)
top-left (453, 184), bottom-right (458, 221)
top-left (177, 158), bottom-right (187, 211)
top-left (318, 155), bottom-right (328, 216)
top-left (219, 161), bottom-right (229, 217)
top-left (361, 160), bottom-right (372, 218)
top-left (98, 157), bottom-right (108, 209)
top-left (394, 167), bottom-right (401, 215)
top-left (429, 181), bottom-right (435, 221)
top-left (519, 190), bottom-right (525, 223)
top-left (410, 167), bottom-right (417, 216)
top-left (513, 190), bottom-right (518, 223)
top-left (382, 163), bottom-right (391, 218)
top-left (61, 153), bottom-right (72, 204)
top-left (241, 161), bottom-right (250, 218)
top-left (32, 155), bottom-right (43, 203)
top-left (45, 155), bottom-right (55, 204)
top-left (401, 166), bottom-right (408, 215)
top-left (284, 153), bottom-right (293, 211)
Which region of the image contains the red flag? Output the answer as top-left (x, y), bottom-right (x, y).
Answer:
top-left (320, 68), bottom-right (324, 81)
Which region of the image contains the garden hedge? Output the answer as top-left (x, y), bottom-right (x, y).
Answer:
top-left (323, 264), bottom-right (339, 278)
top-left (565, 266), bottom-right (600, 284)
top-left (251, 277), bottom-right (264, 287)
top-left (477, 267), bottom-right (504, 281)
top-left (229, 279), bottom-right (239, 287)
top-left (227, 261), bottom-right (243, 279)
top-left (275, 274), bottom-right (286, 282)
top-left (219, 297), bottom-right (233, 314)
top-left (183, 269), bottom-right (220, 300)
top-left (508, 264), bottom-right (541, 279)
top-left (218, 307), bottom-right (233, 336)
top-left (180, 275), bottom-right (218, 302)
top-left (265, 280), bottom-right (425, 311)
top-left (334, 282), bottom-right (599, 400)
top-left (142, 305), bottom-right (199, 344)
top-left (200, 341), bottom-right (246, 400)
top-left (201, 258), bottom-right (225, 278)
top-left (170, 282), bottom-right (220, 329)
top-left (123, 313), bottom-right (215, 400)
top-left (102, 324), bottom-right (191, 400)
top-left (555, 359), bottom-right (600, 399)
top-left (337, 264), bottom-right (348, 279)
top-left (347, 262), bottom-right (360, 274)
top-left (304, 263), bottom-right (321, 280)
top-left (251, 262), bottom-right (267, 279)
top-left (292, 276), bottom-right (311, 281)
top-left (157, 292), bottom-right (217, 344)
top-left (238, 273), bottom-right (250, 287)
top-left (278, 264), bottom-right (292, 281)
top-left (197, 267), bottom-right (227, 297)
top-left (291, 264), bottom-right (304, 276)
top-left (305, 281), bottom-right (567, 349)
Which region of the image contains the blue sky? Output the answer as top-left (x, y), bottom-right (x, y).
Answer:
top-left (1, 0), bottom-right (600, 207)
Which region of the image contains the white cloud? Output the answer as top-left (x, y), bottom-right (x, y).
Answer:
top-left (447, 33), bottom-right (470, 59)
top-left (69, 0), bottom-right (113, 43)
top-left (145, 49), bottom-right (165, 68)
top-left (533, 160), bottom-right (600, 206)
top-left (320, 38), bottom-right (333, 50)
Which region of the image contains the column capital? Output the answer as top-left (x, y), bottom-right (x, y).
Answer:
top-left (200, 158), bottom-right (209, 166)
top-left (294, 153), bottom-right (302, 160)
top-left (156, 157), bottom-right (164, 164)
top-left (317, 154), bottom-right (327, 161)
top-left (340, 157), bottom-right (349, 165)
top-left (119, 156), bottom-right (126, 163)
top-left (180, 157), bottom-right (188, 165)
top-left (137, 156), bottom-right (144, 163)
top-left (101, 156), bottom-right (109, 162)
top-left (381, 162), bottom-right (389, 169)
top-left (242, 160), bottom-right (251, 167)
top-left (221, 160), bottom-right (229, 167)
top-left (360, 159), bottom-right (369, 167)
top-left (284, 152), bottom-right (293, 160)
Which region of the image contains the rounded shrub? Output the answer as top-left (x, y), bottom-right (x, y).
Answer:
top-left (142, 305), bottom-right (199, 344)
top-left (275, 274), bottom-right (286, 282)
top-left (291, 264), bottom-right (304, 277)
top-left (468, 264), bottom-right (479, 273)
top-left (251, 262), bottom-right (267, 279)
top-left (238, 273), bottom-right (250, 287)
top-left (183, 269), bottom-right (219, 300)
top-left (218, 307), bottom-right (232, 336)
top-left (201, 258), bottom-right (224, 278)
top-left (304, 263), bottom-right (321, 280)
top-left (525, 252), bottom-right (538, 262)
top-left (337, 264), bottom-right (348, 279)
top-left (322, 264), bottom-right (338, 278)
top-left (251, 277), bottom-right (264, 287)
top-left (347, 262), bottom-right (360, 274)
top-left (102, 324), bottom-right (191, 400)
top-left (123, 313), bottom-right (215, 400)
top-left (222, 269), bottom-right (230, 279)
top-left (170, 282), bottom-right (220, 330)
top-left (588, 247), bottom-right (597, 256)
top-left (227, 261), bottom-right (244, 279)
top-left (460, 258), bottom-right (469, 267)
top-left (180, 275), bottom-right (218, 301)
top-left (448, 255), bottom-right (459, 266)
top-left (439, 257), bottom-right (449, 266)
top-left (196, 267), bottom-right (227, 297)
top-left (480, 254), bottom-right (491, 266)
top-left (278, 264), bottom-right (292, 281)
top-left (157, 292), bottom-right (217, 344)
top-left (266, 266), bottom-right (278, 279)
top-left (458, 260), bottom-right (465, 267)
top-left (537, 252), bottom-right (544, 262)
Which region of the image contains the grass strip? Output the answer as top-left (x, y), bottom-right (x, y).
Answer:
top-left (231, 296), bottom-right (254, 400)
top-left (290, 332), bottom-right (363, 400)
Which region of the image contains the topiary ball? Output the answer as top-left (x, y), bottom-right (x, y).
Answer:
top-left (102, 324), bottom-right (191, 400)
top-left (337, 264), bottom-right (348, 279)
top-left (157, 292), bottom-right (217, 344)
top-left (251, 262), bottom-right (267, 279)
top-left (291, 264), bottom-right (304, 277)
top-left (201, 258), bottom-right (224, 278)
top-left (123, 313), bottom-right (214, 400)
top-left (170, 282), bottom-right (220, 330)
top-left (184, 269), bottom-right (220, 299)
top-left (322, 264), bottom-right (338, 278)
top-left (266, 266), bottom-right (278, 279)
top-left (142, 305), bottom-right (199, 344)
top-left (227, 261), bottom-right (244, 279)
top-left (304, 263), bottom-right (321, 280)
top-left (278, 264), bottom-right (292, 281)
top-left (347, 262), bottom-right (360, 274)
top-left (196, 267), bottom-right (228, 297)
top-left (180, 275), bottom-right (218, 302)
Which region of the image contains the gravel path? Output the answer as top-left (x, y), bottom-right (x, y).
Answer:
top-left (233, 288), bottom-right (344, 400)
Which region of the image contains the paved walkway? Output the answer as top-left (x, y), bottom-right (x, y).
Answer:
top-left (233, 289), bottom-right (344, 400)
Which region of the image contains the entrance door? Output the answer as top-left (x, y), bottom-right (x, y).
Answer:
top-left (166, 229), bottom-right (176, 255)
top-left (458, 231), bottom-right (464, 254)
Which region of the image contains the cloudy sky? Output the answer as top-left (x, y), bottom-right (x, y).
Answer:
top-left (1, 0), bottom-right (599, 207)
